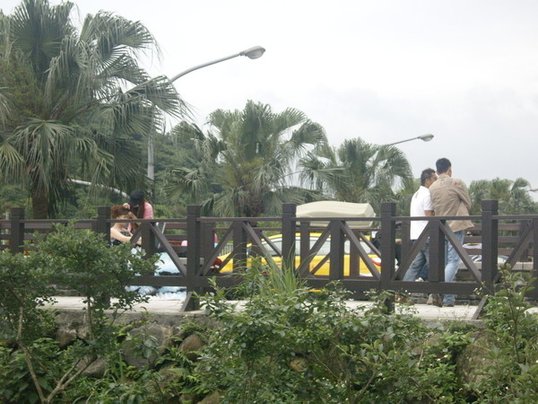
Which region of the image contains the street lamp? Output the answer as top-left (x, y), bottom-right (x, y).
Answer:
top-left (169, 46), bottom-right (265, 83)
top-left (147, 45), bottom-right (266, 181)
top-left (385, 134), bottom-right (434, 146)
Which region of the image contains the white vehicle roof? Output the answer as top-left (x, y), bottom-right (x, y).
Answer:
top-left (296, 201), bottom-right (375, 229)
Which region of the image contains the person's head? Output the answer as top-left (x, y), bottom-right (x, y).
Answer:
top-left (128, 190), bottom-right (146, 218)
top-left (129, 190), bottom-right (145, 208)
top-left (111, 204), bottom-right (132, 219)
top-left (420, 168), bottom-right (437, 188)
top-left (435, 158), bottom-right (452, 175)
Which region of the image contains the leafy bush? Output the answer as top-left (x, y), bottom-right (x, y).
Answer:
top-left (463, 267), bottom-right (538, 401)
top-left (0, 223), bottom-right (158, 402)
top-left (195, 267), bottom-right (470, 402)
top-left (4, 233), bottom-right (538, 402)
top-left (0, 250), bottom-right (55, 344)
top-left (36, 224), bottom-right (157, 335)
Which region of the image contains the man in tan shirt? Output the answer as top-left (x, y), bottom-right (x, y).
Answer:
top-left (429, 158), bottom-right (473, 307)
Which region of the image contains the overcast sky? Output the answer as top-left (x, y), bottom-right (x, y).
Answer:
top-left (4, 0), bottom-right (538, 195)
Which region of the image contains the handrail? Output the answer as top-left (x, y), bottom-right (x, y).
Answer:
top-left (2, 201), bottom-right (538, 315)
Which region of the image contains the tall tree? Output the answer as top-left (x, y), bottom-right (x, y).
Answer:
top-left (469, 177), bottom-right (537, 214)
top-left (0, 0), bottom-right (184, 217)
top-left (301, 137), bottom-right (413, 214)
top-left (165, 100), bottom-right (327, 217)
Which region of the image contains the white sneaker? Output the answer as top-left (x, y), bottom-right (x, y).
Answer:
top-left (416, 277), bottom-right (424, 282)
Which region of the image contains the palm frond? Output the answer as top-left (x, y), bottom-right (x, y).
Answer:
top-left (0, 140), bottom-right (25, 181)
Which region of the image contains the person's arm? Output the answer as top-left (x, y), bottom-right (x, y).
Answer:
top-left (454, 179), bottom-right (472, 211)
top-left (424, 192), bottom-right (434, 216)
top-left (110, 227), bottom-right (132, 244)
top-left (110, 227), bottom-right (142, 246)
top-left (143, 202), bottom-right (154, 219)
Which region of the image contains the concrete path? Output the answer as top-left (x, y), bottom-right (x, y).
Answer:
top-left (46, 296), bottom-right (480, 321)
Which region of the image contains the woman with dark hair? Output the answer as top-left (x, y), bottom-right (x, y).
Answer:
top-left (125, 190), bottom-right (154, 219)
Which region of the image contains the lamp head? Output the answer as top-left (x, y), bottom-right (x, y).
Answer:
top-left (240, 46), bottom-right (266, 59)
top-left (418, 134), bottom-right (434, 142)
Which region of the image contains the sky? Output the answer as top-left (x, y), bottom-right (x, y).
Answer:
top-left (3, 0), bottom-right (538, 195)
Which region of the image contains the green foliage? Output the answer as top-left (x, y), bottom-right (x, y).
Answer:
top-left (37, 224), bottom-right (156, 325)
top-left (0, 183), bottom-right (30, 215)
top-left (301, 137), bottom-right (414, 212)
top-left (0, 250), bottom-right (55, 343)
top-left (0, 222), bottom-right (159, 402)
top-left (164, 101), bottom-right (327, 217)
top-left (483, 268), bottom-right (538, 353)
top-left (224, 259), bottom-right (305, 300)
top-left (5, 226), bottom-right (538, 401)
top-left (0, 0), bottom-right (184, 218)
top-left (469, 177), bottom-right (538, 214)
top-left (196, 270), bottom-right (468, 402)
top-left (465, 268), bottom-right (538, 401)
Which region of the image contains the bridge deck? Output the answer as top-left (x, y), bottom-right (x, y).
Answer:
top-left (46, 295), bottom-right (481, 322)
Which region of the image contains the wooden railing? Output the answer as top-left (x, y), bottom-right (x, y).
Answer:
top-left (1, 201), bottom-right (537, 315)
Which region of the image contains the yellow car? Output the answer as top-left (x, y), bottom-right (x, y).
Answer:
top-left (217, 232), bottom-right (381, 277)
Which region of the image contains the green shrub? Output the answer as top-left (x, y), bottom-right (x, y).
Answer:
top-left (0, 250), bottom-right (55, 344)
top-left (463, 267), bottom-right (538, 401)
top-left (195, 267), bottom-right (471, 402)
top-left (4, 231), bottom-right (538, 402)
top-left (0, 223), bottom-right (158, 403)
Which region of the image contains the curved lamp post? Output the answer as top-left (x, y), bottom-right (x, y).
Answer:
top-left (147, 46), bottom-right (266, 181)
top-left (169, 46), bottom-right (265, 83)
top-left (385, 134), bottom-right (434, 146)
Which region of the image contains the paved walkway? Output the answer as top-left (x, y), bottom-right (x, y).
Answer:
top-left (46, 296), bottom-right (480, 321)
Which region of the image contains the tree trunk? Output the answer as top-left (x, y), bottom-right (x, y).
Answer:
top-left (31, 188), bottom-right (49, 219)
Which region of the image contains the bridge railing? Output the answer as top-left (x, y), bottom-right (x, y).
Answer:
top-left (1, 200), bottom-right (537, 313)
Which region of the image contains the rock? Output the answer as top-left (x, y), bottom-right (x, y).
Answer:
top-left (121, 323), bottom-right (173, 369)
top-left (56, 326), bottom-right (77, 348)
top-left (179, 333), bottom-right (204, 360)
top-left (53, 312), bottom-right (90, 340)
top-left (199, 391), bottom-right (221, 404)
top-left (78, 356), bottom-right (106, 378)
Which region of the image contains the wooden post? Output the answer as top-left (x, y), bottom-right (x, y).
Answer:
top-left (200, 220), bottom-right (216, 267)
top-left (428, 218), bottom-right (445, 282)
top-left (140, 220), bottom-right (156, 256)
top-left (329, 220), bottom-right (345, 281)
top-left (185, 205), bottom-right (202, 310)
top-left (481, 200), bottom-right (498, 293)
top-left (232, 220), bottom-right (248, 272)
top-left (9, 208), bottom-right (25, 254)
top-left (95, 206), bottom-right (111, 240)
top-left (380, 202), bottom-right (396, 312)
top-left (281, 203), bottom-right (297, 271)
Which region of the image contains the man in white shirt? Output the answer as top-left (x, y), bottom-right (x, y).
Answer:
top-left (403, 168), bottom-right (437, 281)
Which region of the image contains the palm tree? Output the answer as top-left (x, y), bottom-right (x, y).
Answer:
top-left (0, 0), bottom-right (184, 218)
top-left (469, 177), bottom-right (537, 214)
top-left (301, 137), bottom-right (413, 214)
top-left (165, 100), bottom-right (327, 217)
